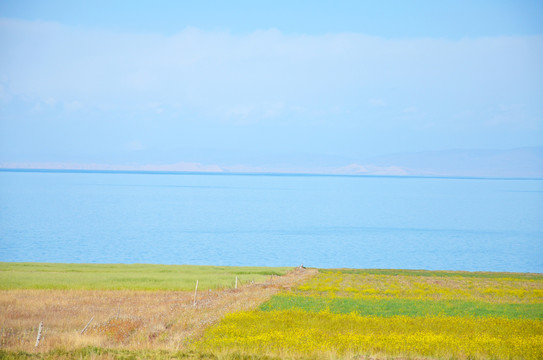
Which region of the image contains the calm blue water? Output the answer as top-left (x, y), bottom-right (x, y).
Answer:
top-left (0, 170), bottom-right (542, 272)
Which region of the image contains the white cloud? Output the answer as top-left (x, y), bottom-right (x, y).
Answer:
top-left (0, 84), bottom-right (11, 103)
top-left (1, 18), bottom-right (542, 162)
top-left (369, 98), bottom-right (386, 107)
top-left (63, 100), bottom-right (84, 112)
top-left (124, 140), bottom-right (146, 151)
top-left (2, 18), bottom-right (541, 126)
top-left (221, 102), bottom-right (285, 124)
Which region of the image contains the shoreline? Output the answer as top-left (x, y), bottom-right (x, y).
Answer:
top-left (1, 262), bottom-right (542, 292)
top-left (2, 167), bottom-right (542, 181)
top-left (2, 261), bottom-right (542, 277)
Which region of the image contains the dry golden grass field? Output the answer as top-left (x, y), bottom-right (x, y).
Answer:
top-left (0, 264), bottom-right (316, 358)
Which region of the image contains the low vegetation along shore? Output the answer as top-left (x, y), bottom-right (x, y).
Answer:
top-left (0, 263), bottom-right (542, 359)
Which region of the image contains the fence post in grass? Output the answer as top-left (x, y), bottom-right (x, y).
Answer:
top-left (35, 322), bottom-right (43, 347)
top-left (80, 316), bottom-right (94, 335)
top-left (235, 276), bottom-right (238, 289)
top-left (193, 280), bottom-right (198, 305)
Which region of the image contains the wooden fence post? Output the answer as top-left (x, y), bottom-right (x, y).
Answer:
top-left (235, 276), bottom-right (238, 289)
top-left (35, 322), bottom-right (43, 347)
top-left (193, 280), bottom-right (198, 305)
top-left (80, 316), bottom-right (94, 334)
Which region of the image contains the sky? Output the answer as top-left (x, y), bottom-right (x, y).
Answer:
top-left (1, 0), bottom-right (542, 171)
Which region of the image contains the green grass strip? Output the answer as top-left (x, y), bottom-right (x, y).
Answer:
top-left (260, 294), bottom-right (543, 319)
top-left (0, 347), bottom-right (229, 360)
top-left (0, 347), bottom-right (282, 360)
top-left (0, 262), bottom-right (290, 291)
top-left (321, 268), bottom-right (543, 280)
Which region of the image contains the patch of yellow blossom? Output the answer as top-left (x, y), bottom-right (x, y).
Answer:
top-left (296, 272), bottom-right (543, 303)
top-left (199, 310), bottom-right (543, 359)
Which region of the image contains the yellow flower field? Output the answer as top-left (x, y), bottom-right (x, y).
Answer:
top-left (198, 269), bottom-right (543, 359)
top-left (296, 270), bottom-right (543, 303)
top-left (199, 310), bottom-right (543, 359)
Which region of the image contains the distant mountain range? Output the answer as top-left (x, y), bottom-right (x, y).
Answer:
top-left (345, 147), bottom-right (543, 178)
top-left (1, 147), bottom-right (542, 178)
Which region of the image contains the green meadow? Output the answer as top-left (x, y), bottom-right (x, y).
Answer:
top-left (260, 294), bottom-right (543, 319)
top-left (0, 262), bottom-right (290, 291)
top-left (260, 269), bottom-right (543, 320)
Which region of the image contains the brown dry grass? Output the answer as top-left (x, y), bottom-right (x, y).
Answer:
top-left (0, 267), bottom-right (317, 353)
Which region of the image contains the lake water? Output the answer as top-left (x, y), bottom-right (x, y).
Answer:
top-left (0, 170), bottom-right (542, 273)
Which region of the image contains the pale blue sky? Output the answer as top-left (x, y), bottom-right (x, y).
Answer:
top-left (0, 1), bottom-right (542, 170)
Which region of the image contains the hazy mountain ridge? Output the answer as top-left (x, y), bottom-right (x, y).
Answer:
top-left (354, 147), bottom-right (543, 178)
top-left (1, 147), bottom-right (542, 178)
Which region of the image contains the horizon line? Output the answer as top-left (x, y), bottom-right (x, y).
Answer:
top-left (1, 167), bottom-right (541, 182)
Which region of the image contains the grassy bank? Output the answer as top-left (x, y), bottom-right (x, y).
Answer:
top-left (0, 262), bottom-right (291, 290)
